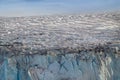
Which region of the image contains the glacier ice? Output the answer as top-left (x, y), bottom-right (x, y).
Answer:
top-left (0, 44), bottom-right (120, 80)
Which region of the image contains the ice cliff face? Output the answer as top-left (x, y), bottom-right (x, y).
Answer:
top-left (0, 43), bottom-right (120, 80)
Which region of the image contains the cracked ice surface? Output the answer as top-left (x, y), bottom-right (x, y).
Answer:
top-left (0, 12), bottom-right (120, 50)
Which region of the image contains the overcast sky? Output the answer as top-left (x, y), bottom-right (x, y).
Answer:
top-left (0, 0), bottom-right (120, 16)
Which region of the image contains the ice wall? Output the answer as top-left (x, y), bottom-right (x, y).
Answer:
top-left (0, 44), bottom-right (120, 80)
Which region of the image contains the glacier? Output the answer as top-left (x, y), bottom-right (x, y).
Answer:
top-left (0, 12), bottom-right (120, 80)
top-left (0, 43), bottom-right (120, 80)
